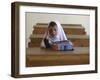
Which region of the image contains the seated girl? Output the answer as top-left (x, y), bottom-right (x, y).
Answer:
top-left (41, 21), bottom-right (74, 51)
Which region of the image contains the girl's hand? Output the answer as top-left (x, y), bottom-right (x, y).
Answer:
top-left (51, 44), bottom-right (58, 50)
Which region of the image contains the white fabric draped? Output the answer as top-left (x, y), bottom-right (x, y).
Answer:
top-left (41, 21), bottom-right (68, 48)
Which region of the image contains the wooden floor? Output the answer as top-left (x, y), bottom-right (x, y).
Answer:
top-left (26, 47), bottom-right (89, 67)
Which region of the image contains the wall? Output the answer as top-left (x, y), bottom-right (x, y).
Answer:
top-left (26, 13), bottom-right (89, 47)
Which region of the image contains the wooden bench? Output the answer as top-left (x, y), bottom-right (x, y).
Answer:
top-left (33, 23), bottom-right (86, 35)
top-left (26, 47), bottom-right (89, 67)
top-left (28, 34), bottom-right (89, 47)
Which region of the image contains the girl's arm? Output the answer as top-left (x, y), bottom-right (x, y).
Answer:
top-left (44, 38), bottom-right (51, 48)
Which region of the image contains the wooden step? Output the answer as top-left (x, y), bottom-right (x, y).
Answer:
top-left (33, 26), bottom-right (86, 35)
top-left (28, 34), bottom-right (89, 47)
top-left (26, 47), bottom-right (89, 67)
top-left (36, 23), bottom-right (83, 28)
top-left (33, 23), bottom-right (86, 35)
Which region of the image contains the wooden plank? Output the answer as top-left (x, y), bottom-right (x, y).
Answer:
top-left (28, 34), bottom-right (89, 47)
top-left (36, 23), bottom-right (83, 27)
top-left (33, 27), bottom-right (86, 35)
top-left (26, 54), bottom-right (89, 67)
top-left (26, 47), bottom-right (89, 55)
top-left (28, 39), bottom-right (89, 47)
top-left (30, 34), bottom-right (89, 39)
top-left (26, 47), bottom-right (89, 67)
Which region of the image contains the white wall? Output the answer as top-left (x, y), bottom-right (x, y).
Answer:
top-left (26, 13), bottom-right (89, 47)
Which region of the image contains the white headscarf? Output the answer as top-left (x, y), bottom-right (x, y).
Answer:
top-left (41, 21), bottom-right (68, 48)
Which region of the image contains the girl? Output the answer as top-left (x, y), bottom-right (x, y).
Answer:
top-left (41, 21), bottom-right (73, 50)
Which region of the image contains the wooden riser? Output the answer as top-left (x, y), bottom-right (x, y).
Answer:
top-left (26, 47), bottom-right (89, 67)
top-left (33, 27), bottom-right (86, 35)
top-left (28, 34), bottom-right (89, 47)
top-left (28, 39), bottom-right (89, 47)
top-left (36, 23), bottom-right (83, 27)
top-left (26, 54), bottom-right (89, 67)
top-left (28, 37), bottom-right (89, 47)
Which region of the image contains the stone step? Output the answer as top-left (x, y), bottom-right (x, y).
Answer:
top-left (33, 26), bottom-right (86, 35)
top-left (28, 34), bottom-right (89, 47)
top-left (26, 47), bottom-right (89, 67)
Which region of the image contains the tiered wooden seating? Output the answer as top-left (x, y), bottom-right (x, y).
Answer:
top-left (29, 23), bottom-right (89, 47)
top-left (26, 47), bottom-right (89, 67)
top-left (33, 24), bottom-right (86, 35)
top-left (28, 34), bottom-right (89, 47)
top-left (26, 23), bottom-right (89, 67)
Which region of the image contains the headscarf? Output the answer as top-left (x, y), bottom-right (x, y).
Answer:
top-left (41, 21), bottom-right (68, 48)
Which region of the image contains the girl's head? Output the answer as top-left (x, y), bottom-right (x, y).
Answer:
top-left (41, 21), bottom-right (67, 47)
top-left (48, 21), bottom-right (57, 37)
